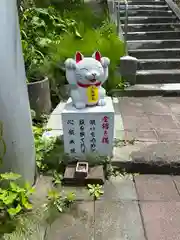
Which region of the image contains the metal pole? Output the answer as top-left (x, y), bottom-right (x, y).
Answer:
top-left (124, 0), bottom-right (128, 55)
top-left (116, 1), bottom-right (120, 34)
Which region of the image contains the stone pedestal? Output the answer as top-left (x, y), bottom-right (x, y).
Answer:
top-left (120, 56), bottom-right (138, 85)
top-left (62, 97), bottom-right (114, 157)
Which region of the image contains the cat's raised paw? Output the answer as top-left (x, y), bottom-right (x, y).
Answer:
top-left (75, 102), bottom-right (86, 109)
top-left (101, 57), bottom-right (110, 68)
top-left (64, 58), bottom-right (76, 70)
top-left (98, 99), bottom-right (106, 106)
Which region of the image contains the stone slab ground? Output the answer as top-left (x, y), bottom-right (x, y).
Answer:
top-left (112, 96), bottom-right (180, 174)
top-left (36, 174), bottom-right (180, 240)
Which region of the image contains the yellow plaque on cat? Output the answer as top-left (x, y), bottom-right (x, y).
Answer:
top-left (87, 86), bottom-right (98, 103)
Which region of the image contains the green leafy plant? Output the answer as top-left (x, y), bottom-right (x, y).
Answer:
top-left (113, 138), bottom-right (136, 148)
top-left (33, 125), bottom-right (65, 172)
top-left (50, 0), bottom-right (83, 11)
top-left (52, 170), bottom-right (63, 185)
top-left (87, 184), bottom-right (104, 200)
top-left (63, 191), bottom-right (76, 206)
top-left (33, 125), bottom-right (56, 171)
top-left (2, 200), bottom-right (51, 239)
top-left (0, 172), bottom-right (34, 234)
top-left (18, 0), bottom-right (35, 16)
top-left (62, 3), bottom-right (107, 30)
top-left (46, 189), bottom-right (64, 213)
top-left (20, 6), bottom-right (81, 82)
top-left (46, 189), bottom-right (75, 212)
top-left (44, 189), bottom-right (76, 225)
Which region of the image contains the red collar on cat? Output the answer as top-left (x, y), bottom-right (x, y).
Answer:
top-left (77, 81), bottom-right (101, 88)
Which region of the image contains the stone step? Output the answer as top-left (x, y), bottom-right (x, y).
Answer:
top-left (136, 69), bottom-right (180, 84)
top-left (122, 23), bottom-right (180, 32)
top-left (129, 48), bottom-right (180, 59)
top-left (117, 0), bottom-right (165, 2)
top-left (119, 5), bottom-right (169, 10)
top-left (128, 39), bottom-right (180, 50)
top-left (138, 58), bottom-right (180, 70)
top-left (120, 10), bottom-right (172, 17)
top-left (125, 31), bottom-right (180, 40)
top-left (111, 84), bottom-right (180, 97)
top-left (122, 0), bottom-right (166, 5)
top-left (120, 16), bottom-right (177, 24)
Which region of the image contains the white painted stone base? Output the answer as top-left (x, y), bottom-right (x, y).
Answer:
top-left (62, 97), bottom-right (114, 156)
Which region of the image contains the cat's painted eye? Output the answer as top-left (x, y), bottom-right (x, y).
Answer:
top-left (80, 68), bottom-right (88, 71)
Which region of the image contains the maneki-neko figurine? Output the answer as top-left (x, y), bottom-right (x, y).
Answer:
top-left (64, 51), bottom-right (110, 109)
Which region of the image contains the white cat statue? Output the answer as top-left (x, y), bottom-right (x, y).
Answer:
top-left (64, 51), bottom-right (110, 109)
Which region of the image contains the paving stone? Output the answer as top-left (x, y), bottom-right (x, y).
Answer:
top-left (112, 142), bottom-right (147, 164)
top-left (95, 200), bottom-right (145, 240)
top-left (115, 129), bottom-right (158, 142)
top-left (174, 114), bottom-right (180, 126)
top-left (117, 97), bottom-right (145, 116)
top-left (112, 97), bottom-right (180, 174)
top-left (115, 130), bottom-right (136, 141)
top-left (131, 142), bottom-right (180, 165)
top-left (172, 176), bottom-right (180, 195)
top-left (135, 130), bottom-right (158, 141)
top-left (156, 129), bottom-right (180, 141)
top-left (148, 114), bottom-right (178, 129)
top-left (3, 209), bottom-right (47, 240)
top-left (57, 186), bottom-right (92, 201)
top-left (46, 201), bottom-right (94, 240)
top-left (113, 142), bottom-right (180, 174)
top-left (102, 175), bottom-right (137, 201)
top-left (119, 106), bottom-right (145, 117)
top-left (135, 175), bottom-right (180, 201)
top-left (162, 97), bottom-right (180, 107)
top-left (140, 201), bottom-right (180, 240)
top-left (167, 102), bottom-right (180, 115)
top-left (122, 115), bottom-right (153, 130)
top-left (31, 175), bottom-right (53, 205)
top-left (142, 98), bottom-right (171, 115)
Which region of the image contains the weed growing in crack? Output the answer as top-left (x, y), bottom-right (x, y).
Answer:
top-left (52, 171), bottom-right (63, 186)
top-left (87, 184), bottom-right (104, 201)
top-left (44, 189), bottom-right (76, 225)
top-left (113, 138), bottom-right (136, 148)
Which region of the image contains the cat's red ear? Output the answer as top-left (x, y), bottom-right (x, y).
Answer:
top-left (75, 52), bottom-right (83, 63)
top-left (94, 51), bottom-right (101, 62)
